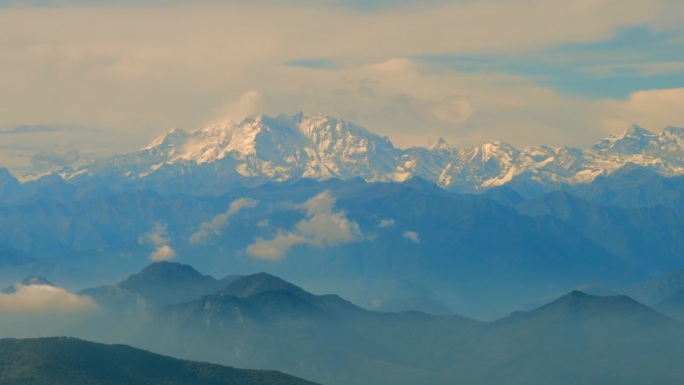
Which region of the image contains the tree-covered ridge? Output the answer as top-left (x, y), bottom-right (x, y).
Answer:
top-left (0, 337), bottom-right (319, 385)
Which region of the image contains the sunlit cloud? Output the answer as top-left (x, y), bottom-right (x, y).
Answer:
top-left (0, 0), bottom-right (682, 175)
top-left (139, 222), bottom-right (177, 261)
top-left (149, 245), bottom-right (177, 262)
top-left (0, 283), bottom-right (97, 313)
top-left (600, 88), bottom-right (684, 135)
top-left (247, 191), bottom-right (363, 260)
top-left (189, 198), bottom-right (259, 244)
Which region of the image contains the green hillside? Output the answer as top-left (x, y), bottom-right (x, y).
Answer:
top-left (0, 337), bottom-right (319, 385)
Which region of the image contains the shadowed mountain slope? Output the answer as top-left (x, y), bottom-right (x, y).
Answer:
top-left (0, 337), bottom-right (319, 385)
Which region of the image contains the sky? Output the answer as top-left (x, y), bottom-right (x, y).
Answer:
top-left (1, 0), bottom-right (683, 175)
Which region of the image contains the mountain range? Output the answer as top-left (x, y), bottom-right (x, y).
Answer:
top-left (0, 173), bottom-right (683, 318)
top-left (1, 113), bottom-right (684, 203)
top-left (6, 262), bottom-right (684, 385)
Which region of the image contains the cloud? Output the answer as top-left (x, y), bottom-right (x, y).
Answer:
top-left (140, 222), bottom-right (171, 247)
top-left (0, 124), bottom-right (62, 134)
top-left (149, 245), bottom-right (177, 261)
top-left (600, 88), bottom-right (684, 135)
top-left (581, 62), bottom-right (684, 78)
top-left (378, 219), bottom-right (395, 228)
top-left (246, 191), bottom-right (363, 260)
top-left (213, 90), bottom-right (261, 125)
top-left (0, 0), bottom-right (682, 178)
top-left (246, 232), bottom-right (306, 261)
top-left (30, 149), bottom-right (81, 170)
top-left (139, 222), bottom-right (177, 261)
top-left (189, 197), bottom-right (259, 244)
top-left (427, 96), bottom-right (476, 125)
top-left (403, 231), bottom-right (420, 244)
top-left (0, 283), bottom-right (97, 313)
top-left (298, 190), bottom-right (335, 216)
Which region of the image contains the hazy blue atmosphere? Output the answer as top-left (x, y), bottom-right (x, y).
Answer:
top-left (1, 1), bottom-right (684, 385)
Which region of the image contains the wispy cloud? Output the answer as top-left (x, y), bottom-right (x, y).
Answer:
top-left (378, 219), bottom-right (396, 228)
top-left (247, 191), bottom-right (363, 260)
top-left (30, 149), bottom-right (81, 171)
top-left (403, 231), bottom-right (420, 244)
top-left (0, 283), bottom-right (96, 313)
top-left (0, 124), bottom-right (63, 135)
top-left (600, 87), bottom-right (684, 135)
top-left (189, 198), bottom-right (259, 244)
top-left (139, 222), bottom-right (176, 261)
top-left (580, 62), bottom-right (684, 78)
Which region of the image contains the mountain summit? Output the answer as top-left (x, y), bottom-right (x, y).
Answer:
top-left (48, 113), bottom-right (684, 194)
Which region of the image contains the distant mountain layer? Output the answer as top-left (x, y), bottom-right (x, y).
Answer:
top-left (70, 263), bottom-right (684, 385)
top-left (0, 337), bottom-right (319, 385)
top-left (2, 113), bottom-right (684, 199)
top-left (2, 175), bottom-right (683, 318)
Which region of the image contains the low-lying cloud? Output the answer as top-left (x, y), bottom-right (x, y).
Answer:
top-left (31, 149), bottom-right (81, 171)
top-left (189, 198), bottom-right (259, 244)
top-left (0, 284), bottom-right (97, 313)
top-left (247, 191), bottom-right (363, 260)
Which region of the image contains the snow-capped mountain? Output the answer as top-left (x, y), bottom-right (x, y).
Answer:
top-left (54, 113), bottom-right (684, 194)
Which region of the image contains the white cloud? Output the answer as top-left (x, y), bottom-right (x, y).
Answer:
top-left (298, 190), bottom-right (336, 216)
top-left (427, 96), bottom-right (476, 126)
top-left (246, 232), bottom-right (306, 261)
top-left (246, 191), bottom-right (363, 260)
top-left (378, 219), bottom-right (396, 228)
top-left (140, 222), bottom-right (171, 247)
top-left (295, 211), bottom-right (362, 246)
top-left (600, 88), bottom-right (684, 135)
top-left (0, 1), bottom-right (679, 177)
top-left (213, 90), bottom-right (261, 126)
top-left (0, 284), bottom-right (97, 313)
top-left (149, 244), bottom-right (177, 262)
top-left (140, 222), bottom-right (177, 261)
top-left (403, 231), bottom-right (420, 244)
top-left (189, 197), bottom-right (259, 244)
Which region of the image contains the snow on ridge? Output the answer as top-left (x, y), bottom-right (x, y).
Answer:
top-left (56, 114), bottom-right (684, 193)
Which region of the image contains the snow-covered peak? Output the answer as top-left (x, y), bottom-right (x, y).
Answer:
top-left (655, 126), bottom-right (684, 154)
top-left (471, 141), bottom-right (518, 162)
top-left (142, 127), bottom-right (190, 151)
top-left (56, 114), bottom-right (684, 194)
top-left (592, 124), bottom-right (658, 154)
top-left (623, 124), bottom-right (655, 138)
top-left (661, 126), bottom-right (684, 139)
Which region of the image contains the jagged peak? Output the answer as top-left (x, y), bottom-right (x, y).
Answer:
top-left (472, 140), bottom-right (518, 158)
top-left (592, 124), bottom-right (658, 153)
top-left (623, 124), bottom-right (655, 137)
top-left (431, 137), bottom-right (450, 151)
top-left (142, 127), bottom-right (190, 150)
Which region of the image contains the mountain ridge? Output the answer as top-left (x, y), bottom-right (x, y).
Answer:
top-left (0, 337), bottom-right (319, 385)
top-left (5, 113), bottom-right (682, 197)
